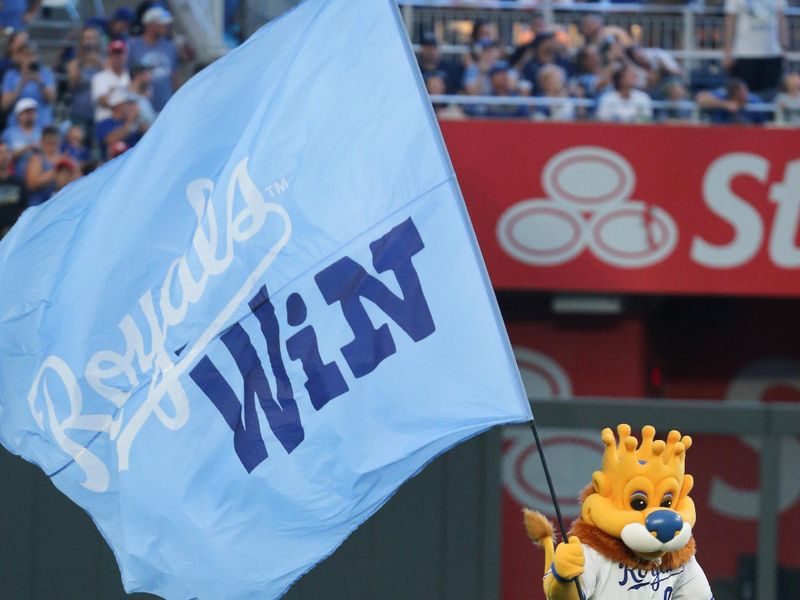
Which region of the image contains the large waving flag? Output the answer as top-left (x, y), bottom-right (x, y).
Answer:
top-left (0, 0), bottom-right (532, 598)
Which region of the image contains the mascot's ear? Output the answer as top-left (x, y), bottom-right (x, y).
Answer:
top-left (592, 471), bottom-right (610, 496)
top-left (680, 474), bottom-right (694, 498)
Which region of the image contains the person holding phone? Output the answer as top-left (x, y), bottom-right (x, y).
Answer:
top-left (0, 42), bottom-right (55, 126)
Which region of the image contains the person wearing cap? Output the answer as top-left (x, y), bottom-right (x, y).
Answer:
top-left (467, 61), bottom-right (530, 119)
top-left (66, 26), bottom-right (105, 128)
top-left (110, 6), bottom-right (136, 42)
top-left (128, 6), bottom-right (180, 112)
top-left (417, 32), bottom-right (462, 95)
top-left (94, 89), bottom-right (148, 159)
top-left (25, 124), bottom-right (66, 207)
top-left (1, 42), bottom-right (55, 126)
top-left (1, 97), bottom-right (40, 174)
top-left (53, 156), bottom-right (81, 193)
top-left (128, 62), bottom-right (156, 126)
top-left (91, 38), bottom-right (131, 123)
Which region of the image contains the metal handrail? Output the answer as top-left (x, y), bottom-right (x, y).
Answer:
top-left (399, 0), bottom-right (800, 15)
top-left (528, 396), bottom-right (799, 600)
top-left (430, 93), bottom-right (780, 114)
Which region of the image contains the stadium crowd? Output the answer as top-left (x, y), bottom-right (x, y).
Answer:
top-left (0, 1), bottom-right (188, 239)
top-left (0, 0), bottom-right (796, 238)
top-left (417, 8), bottom-right (800, 125)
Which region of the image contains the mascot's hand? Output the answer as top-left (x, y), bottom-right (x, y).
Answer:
top-left (552, 536), bottom-right (584, 582)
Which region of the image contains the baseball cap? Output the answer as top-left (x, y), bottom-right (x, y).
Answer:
top-left (130, 62), bottom-right (154, 77)
top-left (54, 157), bottom-right (79, 172)
top-left (142, 6), bottom-right (174, 25)
top-left (108, 89), bottom-right (133, 107)
top-left (421, 32), bottom-right (438, 47)
top-left (488, 61), bottom-right (510, 78)
top-left (109, 39), bottom-right (127, 54)
top-left (14, 97), bottom-right (38, 115)
top-left (111, 6), bottom-right (135, 22)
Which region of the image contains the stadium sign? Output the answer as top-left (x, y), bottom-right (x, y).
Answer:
top-left (443, 120), bottom-right (800, 297)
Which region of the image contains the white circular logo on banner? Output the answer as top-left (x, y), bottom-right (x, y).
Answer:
top-left (497, 147), bottom-right (677, 269)
top-left (502, 348), bottom-right (603, 518)
top-left (543, 146), bottom-right (633, 208)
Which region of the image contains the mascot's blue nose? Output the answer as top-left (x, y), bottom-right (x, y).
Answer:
top-left (646, 509), bottom-right (683, 544)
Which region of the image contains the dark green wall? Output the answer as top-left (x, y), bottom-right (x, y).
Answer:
top-left (0, 430), bottom-right (501, 600)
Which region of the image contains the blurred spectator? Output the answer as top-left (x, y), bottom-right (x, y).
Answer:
top-left (53, 157), bottom-right (81, 192)
top-left (95, 90), bottom-right (148, 158)
top-left (128, 63), bottom-right (157, 126)
top-left (417, 32), bottom-right (462, 95)
top-left (656, 80), bottom-right (693, 122)
top-left (776, 72), bottom-right (800, 123)
top-left (0, 140), bottom-right (25, 240)
top-left (92, 39), bottom-right (131, 123)
top-left (534, 65), bottom-right (575, 121)
top-left (514, 31), bottom-right (564, 92)
top-left (25, 125), bottom-right (63, 206)
top-left (470, 20), bottom-right (499, 48)
top-left (0, 0), bottom-right (40, 31)
top-left (110, 7), bottom-right (136, 42)
top-left (579, 13), bottom-right (605, 47)
top-left (2, 97), bottom-right (40, 174)
top-left (109, 140), bottom-right (129, 159)
top-left (723, 0), bottom-right (787, 95)
top-left (1, 42), bottom-right (55, 126)
top-left (626, 45), bottom-right (683, 93)
top-left (0, 30), bottom-right (29, 84)
top-left (425, 73), bottom-right (464, 120)
top-left (463, 39), bottom-right (503, 96)
top-left (467, 62), bottom-right (530, 119)
top-left (570, 45), bottom-right (612, 100)
top-left (61, 124), bottom-right (90, 168)
top-left (597, 65), bottom-right (653, 123)
top-left (696, 78), bottom-right (768, 124)
top-left (128, 6), bottom-right (180, 112)
top-left (66, 26), bottom-right (105, 128)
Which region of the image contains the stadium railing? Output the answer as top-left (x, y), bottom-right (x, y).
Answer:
top-left (399, 0), bottom-right (800, 75)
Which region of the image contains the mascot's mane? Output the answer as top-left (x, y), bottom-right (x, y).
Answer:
top-left (569, 484), bottom-right (696, 572)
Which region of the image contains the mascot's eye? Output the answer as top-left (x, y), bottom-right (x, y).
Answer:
top-left (630, 492), bottom-right (648, 511)
top-left (660, 493), bottom-right (674, 508)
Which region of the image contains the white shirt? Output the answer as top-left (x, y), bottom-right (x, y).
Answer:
top-left (90, 68), bottom-right (131, 122)
top-left (725, 0), bottom-right (785, 57)
top-left (596, 90), bottom-right (653, 123)
top-left (576, 546), bottom-right (713, 600)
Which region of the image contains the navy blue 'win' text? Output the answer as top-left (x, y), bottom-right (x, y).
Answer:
top-left (189, 218), bottom-right (436, 472)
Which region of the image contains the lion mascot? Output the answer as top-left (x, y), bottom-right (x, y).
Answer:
top-left (524, 424), bottom-right (713, 600)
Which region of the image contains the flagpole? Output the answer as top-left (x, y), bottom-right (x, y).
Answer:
top-left (528, 420), bottom-right (586, 600)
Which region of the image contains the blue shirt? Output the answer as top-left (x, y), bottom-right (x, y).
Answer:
top-left (706, 88), bottom-right (769, 124)
top-left (127, 36), bottom-right (178, 112)
top-left (0, 0), bottom-right (28, 29)
top-left (2, 67), bottom-right (56, 126)
top-left (1, 124), bottom-right (40, 176)
top-left (95, 117), bottom-right (142, 158)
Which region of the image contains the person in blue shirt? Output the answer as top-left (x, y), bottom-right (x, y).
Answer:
top-left (0, 0), bottom-right (40, 31)
top-left (695, 78), bottom-right (770, 124)
top-left (1, 97), bottom-right (40, 176)
top-left (127, 6), bottom-right (179, 112)
top-left (94, 89), bottom-right (149, 159)
top-left (1, 42), bottom-right (55, 126)
top-left (24, 124), bottom-right (62, 206)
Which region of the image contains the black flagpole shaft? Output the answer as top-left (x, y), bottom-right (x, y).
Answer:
top-left (528, 420), bottom-right (586, 600)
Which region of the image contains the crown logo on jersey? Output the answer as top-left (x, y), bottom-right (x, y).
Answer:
top-left (601, 424), bottom-right (692, 483)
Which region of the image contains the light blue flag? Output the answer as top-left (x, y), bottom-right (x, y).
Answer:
top-left (0, 0), bottom-right (532, 598)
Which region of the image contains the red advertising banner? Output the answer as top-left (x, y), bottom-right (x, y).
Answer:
top-left (441, 121), bottom-right (800, 297)
top-left (500, 310), bottom-right (800, 600)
